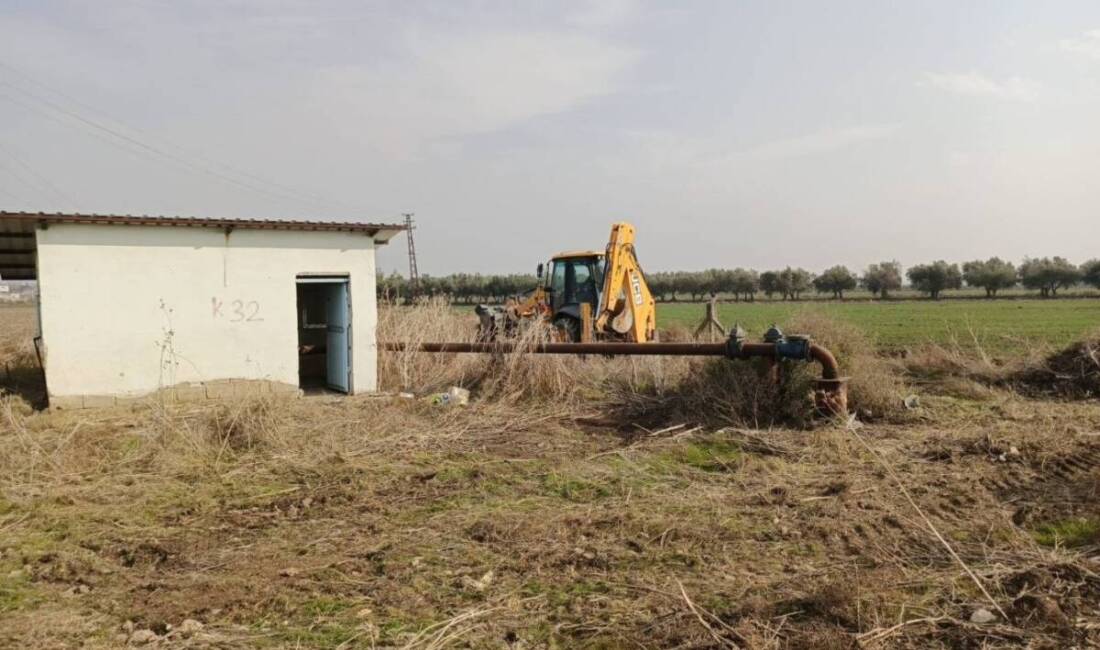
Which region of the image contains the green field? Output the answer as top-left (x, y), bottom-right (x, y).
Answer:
top-left (657, 299), bottom-right (1100, 354)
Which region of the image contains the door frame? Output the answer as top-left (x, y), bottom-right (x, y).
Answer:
top-left (296, 274), bottom-right (353, 394)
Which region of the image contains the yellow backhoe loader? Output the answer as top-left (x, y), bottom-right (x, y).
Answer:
top-left (476, 222), bottom-right (657, 343)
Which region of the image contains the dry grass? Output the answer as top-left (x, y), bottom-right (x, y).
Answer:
top-left (786, 311), bottom-right (905, 419)
top-left (0, 306), bottom-right (42, 409)
top-left (898, 325), bottom-right (1100, 402)
top-left (2, 302), bottom-right (1100, 648)
top-left (1009, 329), bottom-right (1100, 399)
top-left (376, 302), bottom-right (906, 428)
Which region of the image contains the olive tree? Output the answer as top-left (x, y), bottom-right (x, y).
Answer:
top-left (1019, 257), bottom-right (1082, 297)
top-left (812, 265), bottom-right (858, 299)
top-left (759, 271), bottom-right (780, 299)
top-left (775, 267), bottom-right (813, 300)
top-left (906, 261), bottom-right (962, 299)
top-left (729, 268), bottom-right (760, 301)
top-left (962, 258), bottom-right (1017, 297)
top-left (861, 261), bottom-right (902, 299)
top-left (1079, 259), bottom-right (1100, 291)
top-left (377, 271), bottom-right (408, 301)
top-left (648, 272), bottom-right (677, 302)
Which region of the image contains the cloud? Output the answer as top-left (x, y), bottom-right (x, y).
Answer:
top-left (311, 29), bottom-right (638, 156)
top-left (921, 72), bottom-right (1039, 101)
top-left (1060, 29), bottom-right (1100, 61)
top-left (567, 0), bottom-right (638, 28)
top-left (745, 124), bottom-right (900, 160)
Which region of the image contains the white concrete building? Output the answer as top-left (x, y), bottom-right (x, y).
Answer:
top-left (0, 212), bottom-right (404, 408)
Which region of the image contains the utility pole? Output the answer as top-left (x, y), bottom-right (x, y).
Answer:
top-left (403, 213), bottom-right (420, 299)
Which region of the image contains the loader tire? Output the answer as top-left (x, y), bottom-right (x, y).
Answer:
top-left (552, 316), bottom-right (580, 343)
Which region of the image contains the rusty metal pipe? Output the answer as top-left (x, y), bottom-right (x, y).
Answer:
top-left (379, 340), bottom-right (842, 382)
top-left (379, 340), bottom-right (848, 416)
top-left (809, 344), bottom-right (840, 380)
top-left (381, 341), bottom-right (725, 356)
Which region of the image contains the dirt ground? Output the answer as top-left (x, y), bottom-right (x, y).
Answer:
top-left (2, 306), bottom-right (1100, 648)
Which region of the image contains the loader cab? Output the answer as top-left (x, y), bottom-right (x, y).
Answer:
top-left (547, 252), bottom-right (605, 317)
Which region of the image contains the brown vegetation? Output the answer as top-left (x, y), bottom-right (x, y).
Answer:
top-left (1010, 333), bottom-right (1100, 399)
top-left (1, 304), bottom-right (1099, 648)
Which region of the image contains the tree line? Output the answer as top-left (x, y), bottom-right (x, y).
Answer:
top-left (379, 257), bottom-right (1100, 302)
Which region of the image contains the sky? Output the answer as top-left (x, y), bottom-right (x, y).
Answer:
top-left (0, 0), bottom-right (1098, 276)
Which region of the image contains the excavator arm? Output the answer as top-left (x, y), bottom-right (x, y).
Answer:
top-left (593, 222), bottom-right (657, 342)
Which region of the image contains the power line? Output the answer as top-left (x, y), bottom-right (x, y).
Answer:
top-left (0, 139), bottom-right (75, 207)
top-left (0, 160), bottom-right (52, 204)
top-left (0, 178), bottom-right (31, 204)
top-left (0, 64), bottom-right (360, 212)
top-left (0, 82), bottom-right (342, 211)
top-left (0, 61), bottom-right (371, 215)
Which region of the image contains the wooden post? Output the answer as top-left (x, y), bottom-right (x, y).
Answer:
top-left (692, 297), bottom-right (726, 342)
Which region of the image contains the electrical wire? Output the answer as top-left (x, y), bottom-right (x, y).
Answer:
top-left (0, 181), bottom-right (29, 204)
top-left (0, 160), bottom-right (50, 204)
top-left (0, 139), bottom-right (75, 207)
top-left (0, 60), bottom-right (375, 216)
top-left (0, 82), bottom-right (346, 212)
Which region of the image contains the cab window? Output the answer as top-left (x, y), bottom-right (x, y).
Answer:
top-left (550, 258), bottom-right (600, 311)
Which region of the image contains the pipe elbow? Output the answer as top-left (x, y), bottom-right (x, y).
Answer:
top-left (810, 344), bottom-right (840, 380)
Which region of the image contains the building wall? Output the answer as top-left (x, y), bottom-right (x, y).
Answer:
top-left (36, 224), bottom-right (379, 401)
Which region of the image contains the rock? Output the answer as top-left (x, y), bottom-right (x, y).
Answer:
top-left (279, 567), bottom-right (300, 577)
top-left (1008, 446), bottom-right (1021, 457)
top-left (461, 570), bottom-right (494, 592)
top-left (178, 619), bottom-right (204, 636)
top-left (128, 629), bottom-right (159, 645)
top-left (1010, 594), bottom-right (1069, 630)
top-left (903, 394), bottom-right (921, 409)
top-left (970, 607), bottom-right (997, 624)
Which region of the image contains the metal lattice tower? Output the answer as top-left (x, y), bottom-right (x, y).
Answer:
top-left (403, 213), bottom-right (420, 297)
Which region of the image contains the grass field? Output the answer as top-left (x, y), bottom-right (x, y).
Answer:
top-left (657, 299), bottom-right (1100, 354)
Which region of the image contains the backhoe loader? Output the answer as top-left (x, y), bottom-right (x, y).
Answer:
top-left (476, 222), bottom-right (657, 343)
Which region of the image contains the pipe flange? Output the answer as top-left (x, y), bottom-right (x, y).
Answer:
top-left (725, 324), bottom-right (747, 359)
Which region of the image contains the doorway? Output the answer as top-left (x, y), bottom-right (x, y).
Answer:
top-left (296, 277), bottom-right (352, 393)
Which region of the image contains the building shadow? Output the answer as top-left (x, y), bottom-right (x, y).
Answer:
top-left (1, 361), bottom-right (48, 410)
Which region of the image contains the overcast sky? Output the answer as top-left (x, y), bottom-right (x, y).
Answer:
top-left (1, 1), bottom-right (1098, 276)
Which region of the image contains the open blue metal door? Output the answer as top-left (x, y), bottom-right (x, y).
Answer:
top-left (325, 282), bottom-right (351, 392)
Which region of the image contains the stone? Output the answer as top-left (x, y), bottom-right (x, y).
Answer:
top-left (129, 629), bottom-right (159, 645)
top-left (178, 619), bottom-right (204, 636)
top-left (970, 607), bottom-right (997, 624)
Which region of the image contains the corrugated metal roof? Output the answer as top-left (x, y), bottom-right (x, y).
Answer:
top-left (0, 211), bottom-right (407, 281)
top-left (0, 211), bottom-right (405, 234)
